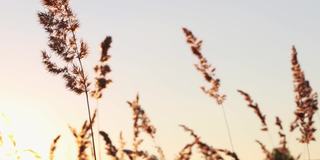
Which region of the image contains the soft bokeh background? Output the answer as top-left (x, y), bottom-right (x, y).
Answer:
top-left (1, 0), bottom-right (320, 159)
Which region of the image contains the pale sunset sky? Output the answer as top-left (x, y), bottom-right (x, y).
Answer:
top-left (1, 0), bottom-right (320, 159)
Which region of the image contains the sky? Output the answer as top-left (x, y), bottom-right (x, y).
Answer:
top-left (1, 0), bottom-right (320, 159)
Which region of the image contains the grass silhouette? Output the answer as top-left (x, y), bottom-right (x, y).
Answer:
top-left (38, 0), bottom-right (113, 159)
top-left (1, 0), bottom-right (318, 159)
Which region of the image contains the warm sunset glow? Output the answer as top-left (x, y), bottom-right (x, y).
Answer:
top-left (1, 0), bottom-right (320, 160)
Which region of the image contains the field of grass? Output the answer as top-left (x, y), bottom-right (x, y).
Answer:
top-left (0, 0), bottom-right (319, 160)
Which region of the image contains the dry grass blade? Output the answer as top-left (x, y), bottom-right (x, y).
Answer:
top-left (179, 125), bottom-right (199, 139)
top-left (49, 135), bottom-right (61, 160)
top-left (256, 140), bottom-right (272, 160)
top-left (179, 125), bottom-right (238, 160)
top-left (176, 125), bottom-right (198, 160)
top-left (99, 131), bottom-right (119, 160)
top-left (127, 94), bottom-right (156, 152)
top-left (216, 149), bottom-right (240, 160)
top-left (99, 129), bottom-right (160, 160)
top-left (272, 117), bottom-right (299, 160)
top-left (275, 117), bottom-right (288, 151)
top-left (91, 36), bottom-right (113, 99)
top-left (196, 141), bottom-right (224, 160)
top-left (123, 149), bottom-right (150, 160)
top-left (23, 149), bottom-right (42, 160)
top-left (94, 94), bottom-right (162, 160)
top-left (69, 110), bottom-right (97, 160)
top-left (182, 27), bottom-right (226, 105)
top-left (238, 90), bottom-right (268, 131)
top-left (176, 142), bottom-right (196, 160)
top-left (290, 46), bottom-right (318, 144)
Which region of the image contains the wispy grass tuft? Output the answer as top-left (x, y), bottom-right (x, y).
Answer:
top-left (182, 27), bottom-right (235, 152)
top-left (289, 46), bottom-right (318, 160)
top-left (178, 125), bottom-right (239, 160)
top-left (237, 90), bottom-right (268, 132)
top-left (38, 0), bottom-right (113, 159)
top-left (290, 46), bottom-right (318, 143)
top-left (182, 27), bottom-right (225, 105)
top-left (49, 135), bottom-right (61, 160)
top-left (69, 110), bottom-right (97, 160)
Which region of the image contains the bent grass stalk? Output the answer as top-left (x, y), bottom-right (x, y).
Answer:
top-left (237, 90), bottom-right (275, 148)
top-left (182, 27), bottom-right (235, 152)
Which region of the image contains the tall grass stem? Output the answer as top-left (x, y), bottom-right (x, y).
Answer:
top-left (221, 105), bottom-right (235, 152)
top-left (72, 32), bottom-right (98, 160)
top-left (307, 143), bottom-right (310, 160)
